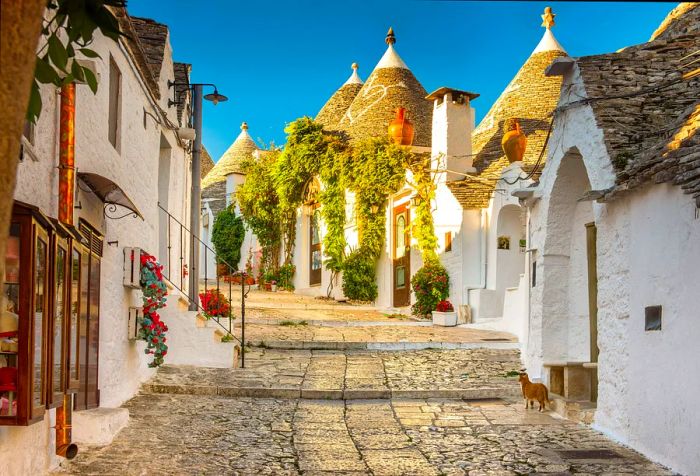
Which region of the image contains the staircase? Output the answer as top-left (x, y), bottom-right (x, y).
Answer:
top-left (156, 203), bottom-right (248, 368)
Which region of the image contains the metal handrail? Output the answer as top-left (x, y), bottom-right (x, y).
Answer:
top-left (157, 202), bottom-right (249, 366)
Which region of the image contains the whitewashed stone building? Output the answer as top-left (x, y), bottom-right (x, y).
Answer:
top-left (0, 9), bottom-right (227, 474)
top-left (518, 4), bottom-right (700, 474)
top-left (295, 11), bottom-right (566, 319)
top-left (200, 122), bottom-right (261, 279)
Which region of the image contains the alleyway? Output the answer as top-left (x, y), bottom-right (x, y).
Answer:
top-left (57, 296), bottom-right (675, 475)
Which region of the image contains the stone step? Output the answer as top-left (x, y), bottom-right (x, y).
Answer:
top-left (249, 339), bottom-right (520, 351)
top-left (549, 394), bottom-right (597, 424)
top-left (244, 318), bottom-right (432, 328)
top-left (141, 382), bottom-right (522, 401)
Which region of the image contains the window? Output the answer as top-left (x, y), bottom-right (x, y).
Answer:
top-left (108, 56), bottom-right (121, 150)
top-left (445, 232), bottom-right (452, 252)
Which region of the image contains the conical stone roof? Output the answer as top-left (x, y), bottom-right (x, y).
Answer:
top-left (201, 122), bottom-right (259, 189)
top-left (316, 63), bottom-right (364, 130)
top-left (338, 28), bottom-right (433, 147)
top-left (448, 7), bottom-right (568, 209)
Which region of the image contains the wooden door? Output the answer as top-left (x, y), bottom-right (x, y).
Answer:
top-left (393, 203), bottom-right (410, 307)
top-left (585, 222), bottom-right (599, 402)
top-left (309, 205), bottom-right (322, 286)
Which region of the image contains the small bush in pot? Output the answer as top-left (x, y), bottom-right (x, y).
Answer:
top-left (411, 258), bottom-right (449, 317)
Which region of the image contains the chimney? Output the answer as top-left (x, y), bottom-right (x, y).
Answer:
top-left (427, 87), bottom-right (479, 182)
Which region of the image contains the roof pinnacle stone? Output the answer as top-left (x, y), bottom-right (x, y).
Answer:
top-left (532, 7), bottom-right (566, 54)
top-left (241, 122), bottom-right (248, 130)
top-left (541, 6), bottom-right (556, 30)
top-left (344, 62), bottom-right (364, 85)
top-left (386, 27), bottom-right (396, 45)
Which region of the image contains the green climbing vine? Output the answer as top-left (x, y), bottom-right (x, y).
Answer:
top-left (236, 118), bottom-right (443, 305)
top-left (406, 153), bottom-right (438, 262)
top-left (237, 149), bottom-right (282, 275)
top-left (271, 117), bottom-right (350, 294)
top-left (342, 137), bottom-right (410, 301)
top-left (406, 153), bottom-right (449, 316)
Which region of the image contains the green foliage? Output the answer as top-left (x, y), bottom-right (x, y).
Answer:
top-left (410, 257), bottom-right (450, 317)
top-left (211, 205), bottom-right (245, 271)
top-left (406, 154), bottom-right (439, 261)
top-left (277, 263), bottom-right (295, 291)
top-left (341, 138), bottom-right (409, 301)
top-left (346, 137), bottom-right (408, 256)
top-left (272, 117), bottom-right (349, 273)
top-left (237, 150), bottom-right (282, 273)
top-left (30, 0), bottom-right (125, 123)
top-left (341, 248), bottom-right (378, 302)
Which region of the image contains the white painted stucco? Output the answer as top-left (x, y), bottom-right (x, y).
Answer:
top-left (525, 61), bottom-right (700, 475)
top-left (6, 25), bottom-right (193, 471)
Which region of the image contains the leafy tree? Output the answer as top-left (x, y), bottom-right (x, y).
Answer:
top-left (211, 205), bottom-right (245, 271)
top-left (237, 150), bottom-right (282, 273)
top-left (29, 0), bottom-right (126, 122)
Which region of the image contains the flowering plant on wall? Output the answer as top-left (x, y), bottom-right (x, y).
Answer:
top-left (436, 300), bottom-right (454, 312)
top-left (199, 289), bottom-right (231, 319)
top-left (139, 252), bottom-right (169, 367)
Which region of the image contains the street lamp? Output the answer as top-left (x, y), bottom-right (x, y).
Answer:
top-left (168, 81), bottom-right (228, 310)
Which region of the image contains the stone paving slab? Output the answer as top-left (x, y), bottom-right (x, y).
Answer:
top-left (143, 348), bottom-right (523, 400)
top-left (57, 394), bottom-right (677, 475)
top-left (241, 323), bottom-right (516, 347)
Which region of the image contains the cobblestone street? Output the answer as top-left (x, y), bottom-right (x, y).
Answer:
top-left (57, 296), bottom-right (676, 475)
top-left (58, 394), bottom-right (674, 475)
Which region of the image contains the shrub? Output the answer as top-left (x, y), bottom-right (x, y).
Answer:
top-left (411, 258), bottom-right (449, 317)
top-left (436, 300), bottom-right (454, 312)
top-left (211, 205), bottom-right (245, 270)
top-left (342, 248), bottom-right (378, 302)
top-left (278, 263), bottom-right (295, 291)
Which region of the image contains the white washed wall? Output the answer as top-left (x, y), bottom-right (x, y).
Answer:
top-left (527, 63), bottom-right (700, 474)
top-left (8, 27), bottom-right (191, 471)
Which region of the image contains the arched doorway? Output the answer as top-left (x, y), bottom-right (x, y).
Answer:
top-left (495, 204), bottom-right (526, 316)
top-left (541, 150), bottom-right (598, 366)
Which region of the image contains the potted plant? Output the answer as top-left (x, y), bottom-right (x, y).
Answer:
top-left (199, 289), bottom-right (232, 326)
top-left (432, 300), bottom-right (458, 327)
top-left (270, 280), bottom-right (277, 292)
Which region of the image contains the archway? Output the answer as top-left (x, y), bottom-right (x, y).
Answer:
top-left (541, 149), bottom-right (596, 364)
top-left (495, 204), bottom-right (527, 316)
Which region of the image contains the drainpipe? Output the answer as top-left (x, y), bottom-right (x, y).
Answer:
top-left (56, 394), bottom-right (78, 459)
top-left (56, 83), bottom-right (78, 459)
top-left (58, 83), bottom-right (75, 225)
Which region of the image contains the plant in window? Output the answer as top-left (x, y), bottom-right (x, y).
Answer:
top-left (199, 289), bottom-right (231, 320)
top-left (139, 252), bottom-right (168, 367)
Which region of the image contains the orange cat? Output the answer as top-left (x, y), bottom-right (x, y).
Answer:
top-left (519, 372), bottom-right (550, 412)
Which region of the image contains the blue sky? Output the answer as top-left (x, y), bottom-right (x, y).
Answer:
top-left (128, 1), bottom-right (674, 162)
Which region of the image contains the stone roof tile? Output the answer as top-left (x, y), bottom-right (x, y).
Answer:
top-left (575, 4), bottom-right (700, 205)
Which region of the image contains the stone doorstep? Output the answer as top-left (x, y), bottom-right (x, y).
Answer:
top-left (251, 340), bottom-right (520, 351)
top-left (141, 383), bottom-right (521, 401)
top-left (71, 407), bottom-right (130, 447)
top-left (549, 393), bottom-right (597, 425)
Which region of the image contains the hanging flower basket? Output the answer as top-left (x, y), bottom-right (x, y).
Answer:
top-left (139, 252), bottom-right (169, 367)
